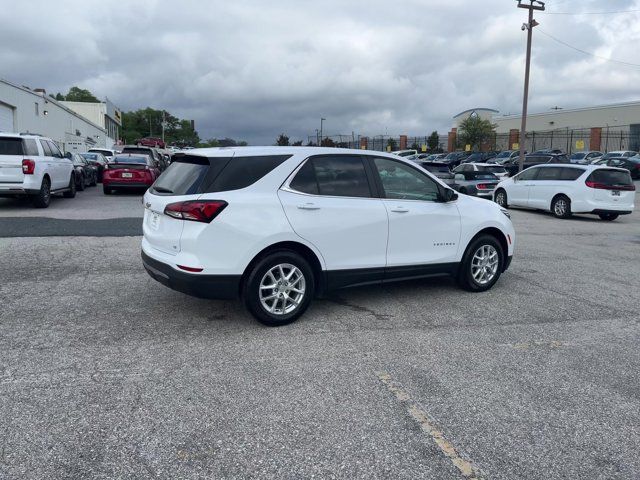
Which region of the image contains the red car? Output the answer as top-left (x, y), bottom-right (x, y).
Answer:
top-left (134, 137), bottom-right (166, 148)
top-left (102, 154), bottom-right (160, 194)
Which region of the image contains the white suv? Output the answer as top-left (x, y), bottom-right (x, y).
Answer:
top-left (494, 164), bottom-right (636, 220)
top-left (0, 133), bottom-right (76, 207)
top-left (141, 147), bottom-right (516, 326)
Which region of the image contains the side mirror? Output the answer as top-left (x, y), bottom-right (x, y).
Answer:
top-left (439, 189), bottom-right (458, 203)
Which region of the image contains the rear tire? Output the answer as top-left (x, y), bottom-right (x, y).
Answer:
top-left (243, 251), bottom-right (315, 326)
top-left (91, 173), bottom-right (97, 187)
top-left (103, 185), bottom-right (112, 195)
top-left (459, 187), bottom-right (467, 195)
top-left (551, 195), bottom-right (571, 219)
top-left (598, 213), bottom-right (619, 221)
top-left (77, 174), bottom-right (86, 191)
top-left (32, 177), bottom-right (51, 208)
top-left (63, 175), bottom-right (76, 198)
top-left (457, 234), bottom-right (504, 292)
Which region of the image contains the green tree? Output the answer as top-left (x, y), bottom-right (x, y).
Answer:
top-left (64, 86), bottom-right (99, 102)
top-left (410, 142), bottom-right (420, 151)
top-left (276, 133), bottom-right (289, 146)
top-left (291, 140), bottom-right (303, 146)
top-left (54, 93), bottom-right (65, 101)
top-left (321, 137), bottom-right (336, 147)
top-left (458, 116), bottom-right (496, 151)
top-left (427, 131), bottom-right (440, 152)
top-left (121, 108), bottom-right (200, 146)
top-left (386, 137), bottom-right (397, 151)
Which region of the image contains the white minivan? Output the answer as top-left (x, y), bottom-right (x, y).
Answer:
top-left (141, 147), bottom-right (515, 326)
top-left (494, 164), bottom-right (635, 220)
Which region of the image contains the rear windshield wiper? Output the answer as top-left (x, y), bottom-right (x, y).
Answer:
top-left (153, 186), bottom-right (174, 193)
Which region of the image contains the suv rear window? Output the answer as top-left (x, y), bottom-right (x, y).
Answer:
top-left (0, 137), bottom-right (24, 155)
top-left (587, 169), bottom-right (633, 186)
top-left (152, 156), bottom-right (214, 195)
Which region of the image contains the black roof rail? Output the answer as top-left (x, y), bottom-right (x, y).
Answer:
top-left (19, 132), bottom-right (45, 137)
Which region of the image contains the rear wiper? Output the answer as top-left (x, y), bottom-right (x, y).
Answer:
top-left (153, 186), bottom-right (174, 193)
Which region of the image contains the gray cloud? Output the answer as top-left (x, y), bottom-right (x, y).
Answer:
top-left (1, 0), bottom-right (639, 144)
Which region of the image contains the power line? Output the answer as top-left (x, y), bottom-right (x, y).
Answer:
top-left (537, 29), bottom-right (640, 68)
top-left (543, 8), bottom-right (640, 15)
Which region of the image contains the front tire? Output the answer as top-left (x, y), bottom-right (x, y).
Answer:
top-left (63, 174), bottom-right (76, 198)
top-left (32, 177), bottom-right (51, 208)
top-left (457, 235), bottom-right (504, 292)
top-left (598, 213), bottom-right (619, 221)
top-left (551, 195), bottom-right (571, 219)
top-left (495, 189), bottom-right (508, 208)
top-left (243, 251), bottom-right (315, 326)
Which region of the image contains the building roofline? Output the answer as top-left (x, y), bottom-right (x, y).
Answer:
top-left (0, 78), bottom-right (107, 134)
top-left (453, 107), bottom-right (499, 119)
top-left (495, 100), bottom-right (640, 120)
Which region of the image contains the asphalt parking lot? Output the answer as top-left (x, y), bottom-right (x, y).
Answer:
top-left (1, 186), bottom-right (639, 479)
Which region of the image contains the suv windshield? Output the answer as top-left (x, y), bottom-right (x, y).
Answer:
top-left (0, 137), bottom-right (24, 155)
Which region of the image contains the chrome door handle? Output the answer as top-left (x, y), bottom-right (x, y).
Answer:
top-left (297, 203), bottom-right (320, 210)
top-left (390, 207), bottom-right (409, 213)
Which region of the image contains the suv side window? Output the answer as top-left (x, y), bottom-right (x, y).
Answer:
top-left (536, 167), bottom-right (563, 180)
top-left (516, 167), bottom-right (539, 181)
top-left (289, 160), bottom-right (319, 195)
top-left (560, 167), bottom-right (585, 180)
top-left (206, 155), bottom-right (292, 192)
top-left (23, 139), bottom-right (39, 156)
top-left (47, 141), bottom-right (63, 158)
top-left (372, 157), bottom-right (440, 201)
top-left (39, 139), bottom-right (52, 156)
top-left (304, 155), bottom-right (372, 198)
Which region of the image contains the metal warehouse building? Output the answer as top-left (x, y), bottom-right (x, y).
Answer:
top-left (450, 102), bottom-right (640, 153)
top-left (0, 78), bottom-right (108, 153)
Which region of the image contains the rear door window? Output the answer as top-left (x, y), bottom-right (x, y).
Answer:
top-left (560, 167), bottom-right (585, 181)
top-left (297, 155), bottom-right (371, 198)
top-left (0, 137), bottom-right (24, 155)
top-left (517, 167), bottom-right (539, 181)
top-left (536, 167), bottom-right (563, 180)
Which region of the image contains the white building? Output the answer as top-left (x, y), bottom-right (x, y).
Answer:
top-left (61, 99), bottom-right (121, 147)
top-left (0, 78), bottom-right (108, 153)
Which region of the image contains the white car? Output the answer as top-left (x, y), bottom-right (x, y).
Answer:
top-left (493, 164), bottom-right (635, 221)
top-left (88, 148), bottom-right (116, 160)
top-left (454, 162), bottom-right (508, 179)
top-left (0, 133), bottom-right (76, 207)
top-left (141, 147), bottom-right (515, 326)
top-left (391, 149), bottom-right (418, 158)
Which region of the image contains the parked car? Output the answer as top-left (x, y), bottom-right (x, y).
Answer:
top-left (67, 153), bottom-right (97, 190)
top-left (80, 152), bottom-right (109, 182)
top-left (503, 152), bottom-right (570, 177)
top-left (600, 150), bottom-right (638, 160)
top-left (532, 149), bottom-right (564, 155)
top-left (569, 151), bottom-right (603, 164)
top-left (462, 152), bottom-right (497, 164)
top-left (605, 156), bottom-right (640, 179)
top-left (454, 163), bottom-right (508, 179)
top-left (134, 137), bottom-right (166, 149)
top-left (391, 149), bottom-right (418, 158)
top-left (121, 145), bottom-right (167, 171)
top-left (441, 151), bottom-right (471, 168)
top-left (415, 161), bottom-right (455, 186)
top-left (494, 164), bottom-right (635, 220)
top-left (141, 147), bottom-right (515, 326)
top-left (88, 148), bottom-right (116, 160)
top-left (0, 133), bottom-right (76, 207)
top-left (491, 150), bottom-right (521, 165)
top-left (102, 153), bottom-right (161, 194)
top-left (452, 171), bottom-right (501, 198)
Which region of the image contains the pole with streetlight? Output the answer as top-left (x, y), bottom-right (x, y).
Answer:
top-left (516, 0), bottom-right (545, 173)
top-left (320, 118), bottom-right (326, 147)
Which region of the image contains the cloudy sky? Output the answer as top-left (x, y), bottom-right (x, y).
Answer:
top-left (2, 0), bottom-right (640, 144)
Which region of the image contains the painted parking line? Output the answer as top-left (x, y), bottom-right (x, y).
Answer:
top-left (377, 371), bottom-right (483, 480)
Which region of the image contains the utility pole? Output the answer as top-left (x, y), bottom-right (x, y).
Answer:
top-left (315, 129), bottom-right (319, 146)
top-left (320, 118), bottom-right (326, 146)
top-left (161, 110), bottom-right (166, 143)
top-left (517, 0), bottom-right (545, 172)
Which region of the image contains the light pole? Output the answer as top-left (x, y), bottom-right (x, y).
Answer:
top-left (320, 118), bottom-right (326, 146)
top-left (517, 0), bottom-right (545, 173)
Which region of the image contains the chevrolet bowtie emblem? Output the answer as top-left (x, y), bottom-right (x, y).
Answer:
top-left (145, 202), bottom-right (151, 208)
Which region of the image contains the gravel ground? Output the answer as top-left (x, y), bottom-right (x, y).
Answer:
top-left (0, 192), bottom-right (638, 479)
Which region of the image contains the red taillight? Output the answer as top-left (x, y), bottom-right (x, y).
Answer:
top-left (477, 183), bottom-right (490, 189)
top-left (585, 180), bottom-right (635, 191)
top-left (164, 200), bottom-right (228, 223)
top-left (22, 159), bottom-right (35, 174)
top-left (177, 265), bottom-right (203, 272)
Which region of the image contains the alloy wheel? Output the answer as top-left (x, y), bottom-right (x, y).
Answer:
top-left (471, 245), bottom-right (499, 285)
top-left (495, 191), bottom-right (506, 207)
top-left (554, 199), bottom-right (567, 217)
top-left (259, 263), bottom-right (306, 315)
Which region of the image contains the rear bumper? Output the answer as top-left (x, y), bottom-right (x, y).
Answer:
top-left (104, 181), bottom-right (152, 188)
top-left (591, 209), bottom-right (633, 215)
top-left (141, 250), bottom-right (240, 300)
